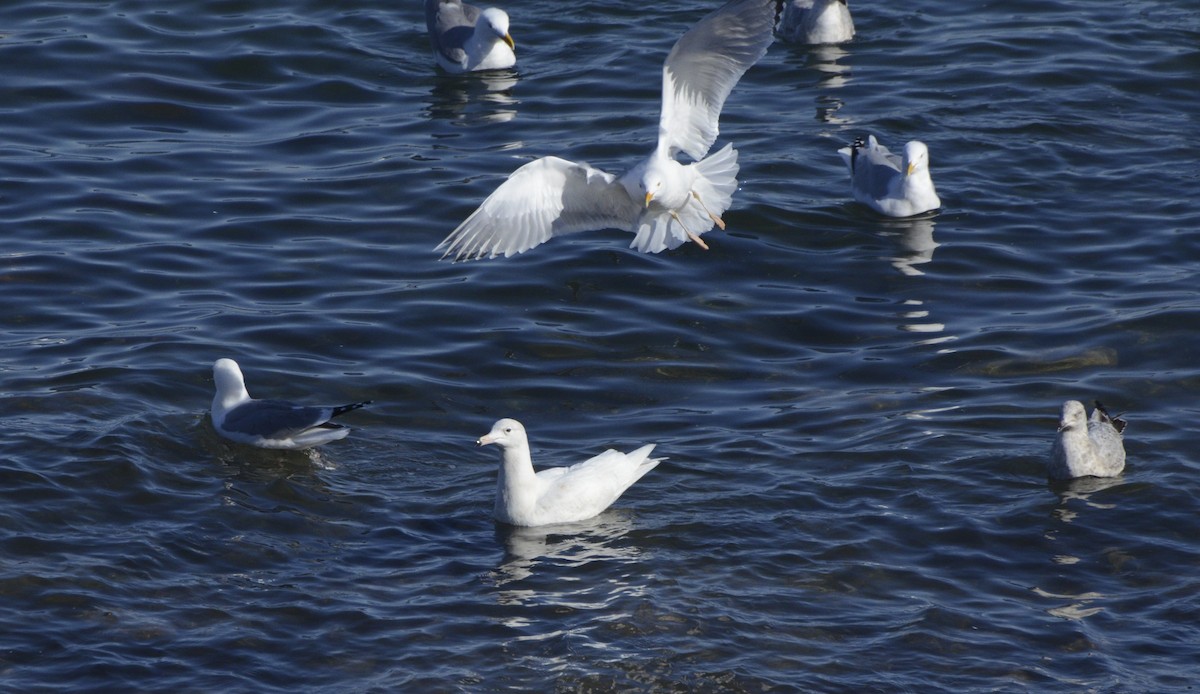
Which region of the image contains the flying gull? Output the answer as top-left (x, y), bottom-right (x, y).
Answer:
top-left (437, 0), bottom-right (784, 260)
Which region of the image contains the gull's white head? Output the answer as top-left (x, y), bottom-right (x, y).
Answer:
top-left (480, 8), bottom-right (514, 50)
top-left (903, 141), bottom-right (930, 177)
top-left (1058, 400), bottom-right (1088, 433)
top-left (640, 172), bottom-right (664, 207)
top-left (212, 358), bottom-right (251, 413)
top-left (477, 418), bottom-right (528, 449)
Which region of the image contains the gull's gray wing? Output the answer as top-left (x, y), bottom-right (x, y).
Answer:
top-left (426, 0), bottom-right (480, 63)
top-left (839, 135), bottom-right (901, 201)
top-left (658, 0), bottom-right (782, 161)
top-left (222, 399), bottom-right (337, 439)
top-left (1088, 401), bottom-right (1127, 473)
top-left (437, 157), bottom-right (641, 261)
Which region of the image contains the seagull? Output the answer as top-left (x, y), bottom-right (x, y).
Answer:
top-left (1048, 400), bottom-right (1127, 480)
top-left (425, 0), bottom-right (515, 73)
top-left (838, 135), bottom-right (941, 217)
top-left (210, 358), bottom-right (371, 450)
top-left (437, 0), bottom-right (784, 260)
top-left (779, 0), bottom-right (854, 44)
top-left (477, 418), bottom-right (663, 527)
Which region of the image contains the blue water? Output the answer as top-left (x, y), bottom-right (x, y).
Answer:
top-left (2, 0), bottom-right (1199, 690)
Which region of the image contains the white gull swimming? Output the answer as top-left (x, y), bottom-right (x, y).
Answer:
top-left (210, 358), bottom-right (371, 450)
top-left (1048, 400), bottom-right (1127, 480)
top-left (477, 418), bottom-right (662, 527)
top-left (437, 0), bottom-right (783, 260)
top-left (838, 135), bottom-right (941, 218)
top-left (425, 0), bottom-right (515, 73)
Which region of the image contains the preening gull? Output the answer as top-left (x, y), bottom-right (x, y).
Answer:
top-left (477, 418), bottom-right (663, 527)
top-left (838, 135), bottom-right (940, 218)
top-left (437, 0), bottom-right (784, 260)
top-left (779, 0), bottom-right (854, 44)
top-left (425, 0), bottom-right (515, 73)
top-left (210, 358), bottom-right (371, 450)
top-left (1048, 400), bottom-right (1127, 480)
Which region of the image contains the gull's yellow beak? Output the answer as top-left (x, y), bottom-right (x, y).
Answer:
top-left (503, 34), bottom-right (515, 51)
top-left (906, 162), bottom-right (916, 176)
top-left (644, 192), bottom-right (654, 207)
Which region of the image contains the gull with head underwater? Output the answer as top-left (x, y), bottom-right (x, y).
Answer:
top-left (437, 0), bottom-right (785, 260)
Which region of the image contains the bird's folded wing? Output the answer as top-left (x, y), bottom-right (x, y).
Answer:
top-left (658, 0), bottom-right (780, 161)
top-left (222, 400), bottom-right (332, 438)
top-left (850, 140), bottom-right (902, 200)
top-left (427, 0), bottom-right (474, 61)
top-left (437, 157), bottom-right (640, 260)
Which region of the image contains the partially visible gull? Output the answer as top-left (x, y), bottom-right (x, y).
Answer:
top-left (210, 358), bottom-right (371, 450)
top-left (477, 418), bottom-right (663, 527)
top-left (425, 0), bottom-right (515, 73)
top-left (779, 0), bottom-right (854, 44)
top-left (1048, 400), bottom-right (1127, 480)
top-left (838, 135), bottom-right (940, 217)
top-left (437, 0), bottom-right (784, 260)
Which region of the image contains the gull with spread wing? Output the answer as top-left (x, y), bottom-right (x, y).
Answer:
top-left (437, 0), bottom-right (783, 260)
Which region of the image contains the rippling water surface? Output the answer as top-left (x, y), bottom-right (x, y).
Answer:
top-left (3, 0), bottom-right (1199, 690)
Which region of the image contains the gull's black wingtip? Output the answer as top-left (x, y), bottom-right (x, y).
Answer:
top-left (1093, 400), bottom-right (1128, 434)
top-left (332, 401), bottom-right (372, 418)
top-left (772, 0), bottom-right (786, 27)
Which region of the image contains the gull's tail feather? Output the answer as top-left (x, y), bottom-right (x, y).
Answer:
top-left (1093, 400), bottom-right (1128, 435)
top-left (630, 143), bottom-right (740, 253)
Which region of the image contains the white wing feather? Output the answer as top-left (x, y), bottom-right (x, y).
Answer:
top-left (658, 0), bottom-right (780, 161)
top-left (437, 157), bottom-right (641, 261)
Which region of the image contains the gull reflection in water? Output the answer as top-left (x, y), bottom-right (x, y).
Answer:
top-left (1049, 475), bottom-right (1127, 523)
top-left (425, 70), bottom-right (519, 125)
top-left (1036, 476), bottom-right (1130, 620)
top-left (490, 510), bottom-right (645, 591)
top-left (485, 512), bottom-right (651, 671)
top-left (807, 44), bottom-right (852, 91)
top-left (875, 216), bottom-right (958, 350)
top-left (802, 45), bottom-right (853, 124)
top-left (879, 215), bottom-right (939, 277)
top-left (783, 42), bottom-right (852, 124)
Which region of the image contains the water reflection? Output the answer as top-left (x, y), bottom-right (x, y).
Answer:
top-left (874, 216), bottom-right (958, 350)
top-left (424, 70), bottom-right (519, 125)
top-left (1032, 585), bottom-right (1107, 620)
top-left (485, 511), bottom-right (651, 668)
top-left (1048, 475), bottom-right (1127, 522)
top-left (784, 43), bottom-right (853, 124)
top-left (1036, 476), bottom-right (1129, 619)
top-left (806, 44), bottom-right (853, 91)
top-left (879, 216), bottom-right (939, 277)
top-left (489, 510), bottom-right (645, 591)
